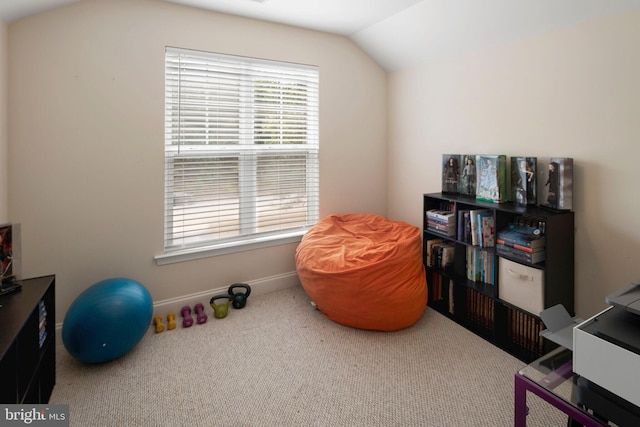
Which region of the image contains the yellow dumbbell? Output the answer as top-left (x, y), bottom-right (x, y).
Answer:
top-left (167, 313), bottom-right (177, 330)
top-left (153, 316), bottom-right (166, 333)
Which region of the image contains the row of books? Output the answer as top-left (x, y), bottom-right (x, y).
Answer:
top-left (507, 307), bottom-right (544, 355)
top-left (427, 207), bottom-right (497, 248)
top-left (428, 270), bottom-right (542, 356)
top-left (496, 217), bottom-right (546, 264)
top-left (466, 247), bottom-right (496, 285)
top-left (425, 239), bottom-right (455, 269)
top-left (38, 300), bottom-right (47, 349)
top-left (427, 210), bottom-right (547, 273)
top-left (500, 216), bottom-right (547, 241)
top-left (425, 238), bottom-right (496, 283)
top-left (496, 244), bottom-right (545, 264)
top-left (427, 272), bottom-right (454, 315)
top-left (426, 209), bottom-right (456, 237)
top-left (457, 209), bottom-right (495, 247)
top-left (427, 272), bottom-right (495, 329)
top-left (466, 288), bottom-right (494, 330)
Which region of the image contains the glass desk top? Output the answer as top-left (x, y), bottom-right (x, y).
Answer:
top-left (515, 346), bottom-right (609, 427)
top-left (518, 345), bottom-right (640, 427)
top-left (518, 346), bottom-right (578, 406)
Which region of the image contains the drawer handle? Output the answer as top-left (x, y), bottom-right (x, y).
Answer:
top-left (505, 267), bottom-right (533, 281)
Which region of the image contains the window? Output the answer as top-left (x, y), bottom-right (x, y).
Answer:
top-left (158, 47), bottom-right (319, 264)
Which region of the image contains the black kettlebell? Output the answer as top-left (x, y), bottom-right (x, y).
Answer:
top-left (228, 283), bottom-right (251, 309)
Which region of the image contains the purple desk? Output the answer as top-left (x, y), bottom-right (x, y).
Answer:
top-left (514, 347), bottom-right (608, 427)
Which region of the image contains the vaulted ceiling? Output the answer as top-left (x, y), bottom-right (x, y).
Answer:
top-left (2, 0), bottom-right (640, 71)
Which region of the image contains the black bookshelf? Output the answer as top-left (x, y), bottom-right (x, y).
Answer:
top-left (423, 193), bottom-right (574, 362)
top-left (0, 275), bottom-right (56, 403)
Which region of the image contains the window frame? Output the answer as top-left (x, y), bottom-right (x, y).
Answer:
top-left (156, 48), bottom-right (319, 265)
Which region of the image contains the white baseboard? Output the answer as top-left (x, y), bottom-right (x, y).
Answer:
top-left (55, 271), bottom-right (301, 346)
top-left (151, 271), bottom-right (300, 315)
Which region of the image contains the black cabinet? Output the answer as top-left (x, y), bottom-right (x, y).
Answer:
top-left (0, 275), bottom-right (56, 403)
top-left (423, 193), bottom-right (574, 362)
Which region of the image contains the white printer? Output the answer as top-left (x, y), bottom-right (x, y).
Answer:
top-left (573, 282), bottom-right (640, 408)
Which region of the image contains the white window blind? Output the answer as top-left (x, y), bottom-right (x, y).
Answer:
top-left (163, 47), bottom-right (319, 256)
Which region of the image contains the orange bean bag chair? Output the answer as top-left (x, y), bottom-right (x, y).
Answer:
top-left (295, 214), bottom-right (427, 331)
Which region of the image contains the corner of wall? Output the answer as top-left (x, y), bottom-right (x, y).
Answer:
top-left (0, 20), bottom-right (7, 223)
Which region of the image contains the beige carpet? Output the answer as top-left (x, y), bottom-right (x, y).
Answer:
top-left (50, 285), bottom-right (566, 426)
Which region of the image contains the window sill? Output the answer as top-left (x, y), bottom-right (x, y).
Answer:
top-left (154, 231), bottom-right (305, 266)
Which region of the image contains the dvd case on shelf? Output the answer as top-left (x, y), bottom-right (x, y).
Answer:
top-left (511, 157), bottom-right (537, 206)
top-left (537, 157), bottom-right (573, 211)
top-left (442, 154), bottom-right (462, 194)
top-left (476, 154), bottom-right (507, 203)
top-left (0, 223), bottom-right (21, 284)
top-left (0, 223), bottom-right (22, 295)
top-left (460, 154), bottom-right (477, 197)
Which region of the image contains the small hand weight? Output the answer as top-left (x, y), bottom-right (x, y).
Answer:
top-left (180, 305), bottom-right (194, 328)
top-left (228, 283), bottom-right (252, 309)
top-left (194, 303), bottom-right (208, 324)
top-left (153, 316), bottom-right (165, 333)
top-left (167, 313), bottom-right (177, 330)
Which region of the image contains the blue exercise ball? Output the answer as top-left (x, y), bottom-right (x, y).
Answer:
top-left (62, 278), bottom-right (153, 364)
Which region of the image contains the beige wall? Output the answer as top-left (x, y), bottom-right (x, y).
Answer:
top-left (8, 0), bottom-right (387, 323)
top-left (387, 9), bottom-right (640, 317)
top-left (0, 21), bottom-right (7, 223)
top-left (11, 0), bottom-right (635, 324)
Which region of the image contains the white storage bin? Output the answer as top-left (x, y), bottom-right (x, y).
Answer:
top-left (498, 258), bottom-right (544, 315)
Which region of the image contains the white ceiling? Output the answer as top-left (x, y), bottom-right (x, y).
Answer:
top-left (162, 0), bottom-right (424, 35)
top-left (0, 0), bottom-right (78, 23)
top-left (354, 0), bottom-right (640, 71)
top-left (2, 0), bottom-right (640, 71)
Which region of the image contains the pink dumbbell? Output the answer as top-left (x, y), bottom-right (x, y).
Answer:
top-left (194, 303), bottom-right (208, 324)
top-left (180, 305), bottom-right (194, 328)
